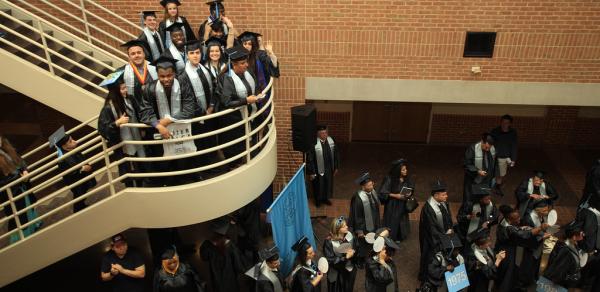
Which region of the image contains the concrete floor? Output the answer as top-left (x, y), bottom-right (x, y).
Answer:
top-left (2, 143), bottom-right (598, 292)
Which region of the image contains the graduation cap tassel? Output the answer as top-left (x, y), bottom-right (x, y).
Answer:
top-left (216, 4), bottom-right (219, 19)
top-left (228, 56), bottom-right (232, 77)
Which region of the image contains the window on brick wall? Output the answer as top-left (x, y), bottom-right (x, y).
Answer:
top-left (463, 32), bottom-right (496, 58)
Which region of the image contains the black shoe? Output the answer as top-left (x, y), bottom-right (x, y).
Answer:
top-left (324, 199), bottom-right (332, 206)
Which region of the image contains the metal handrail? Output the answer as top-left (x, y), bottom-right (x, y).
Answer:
top-left (0, 88), bottom-right (275, 244)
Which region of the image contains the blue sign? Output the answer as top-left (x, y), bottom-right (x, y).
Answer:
top-left (444, 263), bottom-right (470, 292)
top-left (536, 276), bottom-right (567, 292)
top-left (267, 164), bottom-right (316, 276)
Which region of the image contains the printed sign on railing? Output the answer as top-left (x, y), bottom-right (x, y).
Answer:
top-left (163, 122), bottom-right (196, 157)
top-left (444, 263), bottom-right (470, 292)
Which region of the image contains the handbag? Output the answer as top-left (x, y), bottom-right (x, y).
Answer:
top-left (405, 196), bottom-right (419, 213)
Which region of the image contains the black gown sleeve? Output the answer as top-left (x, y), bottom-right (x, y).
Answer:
top-left (98, 105), bottom-right (120, 144)
top-left (367, 258), bottom-right (394, 286)
top-left (139, 82), bottom-right (159, 126)
top-left (545, 182), bottom-right (559, 203)
top-left (348, 194), bottom-right (365, 235)
top-left (305, 149), bottom-right (316, 176)
top-left (174, 76), bottom-right (197, 120)
top-left (256, 279), bottom-right (274, 292)
top-left (323, 239), bottom-right (347, 271)
top-left (185, 263), bottom-right (205, 292)
top-left (456, 202), bottom-right (472, 226)
top-left (158, 21), bottom-right (167, 49)
top-left (216, 75), bottom-right (248, 109)
top-left (543, 245), bottom-right (572, 285)
top-left (378, 176), bottom-right (392, 203)
top-left (427, 255), bottom-right (447, 283)
top-left (515, 180), bottom-right (530, 206)
top-left (464, 145), bottom-right (478, 175)
top-left (180, 17), bottom-right (197, 41)
top-left (577, 209), bottom-right (597, 253)
top-left (332, 137), bottom-right (340, 170)
top-left (257, 50), bottom-right (280, 78)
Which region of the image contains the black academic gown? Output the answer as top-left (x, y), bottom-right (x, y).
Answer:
top-left (580, 161), bottom-right (600, 208)
top-left (290, 264), bottom-right (321, 292)
top-left (214, 70), bottom-right (258, 163)
top-left (378, 176), bottom-right (413, 242)
top-left (455, 201), bottom-right (499, 244)
top-left (306, 138), bottom-right (339, 204)
top-left (517, 213), bottom-right (546, 286)
top-left (98, 98), bottom-right (147, 187)
top-left (425, 252), bottom-right (463, 289)
top-left (418, 199), bottom-right (453, 282)
top-left (514, 178), bottom-right (558, 217)
top-left (494, 220), bottom-right (539, 292)
top-left (200, 239), bottom-right (247, 292)
top-left (323, 236), bottom-right (357, 292)
top-left (138, 30), bottom-right (164, 62)
top-left (158, 17), bottom-right (196, 49)
top-left (348, 190), bottom-right (381, 265)
top-left (365, 256), bottom-right (398, 292)
top-left (463, 143), bottom-right (496, 202)
top-left (576, 206), bottom-right (600, 289)
top-left (465, 246), bottom-right (498, 292)
top-left (58, 151), bottom-right (97, 212)
top-left (543, 241), bottom-right (582, 289)
top-left (153, 262), bottom-right (204, 292)
top-left (116, 64), bottom-right (155, 112)
top-left (256, 269), bottom-right (286, 292)
top-left (178, 67), bottom-right (217, 166)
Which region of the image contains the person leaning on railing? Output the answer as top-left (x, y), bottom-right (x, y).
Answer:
top-left (98, 71), bottom-right (148, 188)
top-left (0, 136), bottom-right (41, 243)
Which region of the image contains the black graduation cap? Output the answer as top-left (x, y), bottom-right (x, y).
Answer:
top-left (121, 39), bottom-right (149, 51)
top-left (291, 236), bottom-right (310, 252)
top-left (564, 220), bottom-right (583, 238)
top-left (165, 22), bottom-right (185, 33)
top-left (99, 70), bottom-right (124, 88)
top-left (225, 45), bottom-right (249, 62)
top-left (354, 172), bottom-right (372, 185)
top-left (316, 124), bottom-right (327, 131)
top-left (440, 233), bottom-right (462, 250)
top-left (468, 228), bottom-right (491, 243)
top-left (141, 10), bottom-right (158, 19)
top-left (471, 184), bottom-right (492, 200)
top-left (151, 55), bottom-right (179, 69)
top-left (259, 246), bottom-right (279, 262)
top-left (48, 126), bottom-right (69, 150)
top-left (532, 199), bottom-right (550, 209)
top-left (392, 158), bottom-right (407, 167)
top-left (160, 0), bottom-right (181, 7)
top-left (210, 216), bottom-right (231, 236)
top-left (431, 179), bottom-right (447, 193)
top-left (205, 0), bottom-right (223, 4)
top-left (205, 36), bottom-right (225, 48)
top-left (383, 237), bottom-right (400, 250)
top-left (161, 248), bottom-right (177, 260)
top-left (482, 132), bottom-right (495, 145)
top-left (111, 233), bottom-right (126, 244)
top-left (533, 170), bottom-right (546, 180)
top-left (185, 40), bottom-right (203, 52)
top-left (238, 31), bottom-right (262, 42)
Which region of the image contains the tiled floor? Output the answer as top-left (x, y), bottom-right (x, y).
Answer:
top-left (2, 143), bottom-right (598, 292)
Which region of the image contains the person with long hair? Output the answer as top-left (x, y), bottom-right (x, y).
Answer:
top-left (290, 236), bottom-right (324, 292)
top-left (0, 136), bottom-right (40, 243)
top-left (98, 71), bottom-right (147, 187)
top-left (158, 0), bottom-right (196, 49)
top-left (323, 216), bottom-right (357, 292)
top-left (379, 158), bottom-right (414, 243)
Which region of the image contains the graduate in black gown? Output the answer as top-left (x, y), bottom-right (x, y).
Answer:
top-left (576, 195), bottom-right (600, 289)
top-left (179, 40), bottom-right (217, 167)
top-left (214, 45), bottom-right (260, 168)
top-left (518, 200), bottom-right (553, 287)
top-left (378, 159), bottom-right (414, 242)
top-left (418, 179), bottom-right (453, 282)
top-left (543, 221), bottom-right (586, 290)
top-left (158, 0), bottom-right (196, 49)
top-left (50, 127), bottom-right (97, 213)
top-left (463, 133), bottom-right (497, 202)
top-left (118, 40), bottom-right (158, 108)
top-left (323, 216), bottom-right (357, 292)
top-left (290, 236), bottom-right (324, 292)
top-left (348, 172), bottom-right (381, 268)
top-left (365, 236), bottom-right (400, 292)
top-left (579, 159), bottom-right (600, 209)
top-left (246, 246), bottom-right (286, 292)
top-left (494, 205), bottom-right (547, 292)
top-left (163, 23), bottom-right (188, 74)
top-left (515, 170), bottom-right (558, 218)
top-left (306, 125), bottom-right (340, 207)
top-left (422, 233), bottom-right (464, 292)
top-left (200, 217), bottom-right (248, 292)
top-left (138, 11), bottom-right (164, 62)
top-left (153, 248), bottom-right (205, 292)
top-left (465, 230), bottom-right (506, 292)
top-left (98, 70), bottom-right (147, 188)
top-left (456, 185), bottom-right (499, 245)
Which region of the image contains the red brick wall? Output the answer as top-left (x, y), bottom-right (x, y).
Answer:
top-left (543, 106), bottom-right (580, 145)
top-left (16, 0), bottom-right (600, 190)
top-left (572, 118), bottom-right (600, 147)
top-left (316, 112), bottom-right (351, 144)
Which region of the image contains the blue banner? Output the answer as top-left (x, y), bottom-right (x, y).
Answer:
top-left (267, 164), bottom-right (316, 276)
top-left (444, 263), bottom-right (470, 292)
top-left (536, 276), bottom-right (567, 292)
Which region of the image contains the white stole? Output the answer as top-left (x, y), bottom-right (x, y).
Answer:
top-left (231, 70), bottom-right (256, 113)
top-left (314, 137), bottom-right (335, 175)
top-left (168, 44), bottom-right (186, 73)
top-left (123, 62), bottom-right (158, 96)
top-left (428, 197), bottom-right (444, 230)
top-left (185, 62), bottom-right (208, 111)
top-left (143, 27), bottom-right (163, 61)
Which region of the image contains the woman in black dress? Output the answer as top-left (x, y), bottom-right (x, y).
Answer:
top-left (379, 158), bottom-right (414, 242)
top-left (290, 236), bottom-right (324, 292)
top-left (323, 216), bottom-right (357, 292)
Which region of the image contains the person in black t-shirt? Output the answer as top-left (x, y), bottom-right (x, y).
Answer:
top-left (101, 234), bottom-right (146, 292)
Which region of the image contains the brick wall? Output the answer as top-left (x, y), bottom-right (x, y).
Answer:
top-left (572, 118), bottom-right (600, 147)
top-left (316, 112), bottom-right (351, 144)
top-left (18, 0), bottom-right (600, 189)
